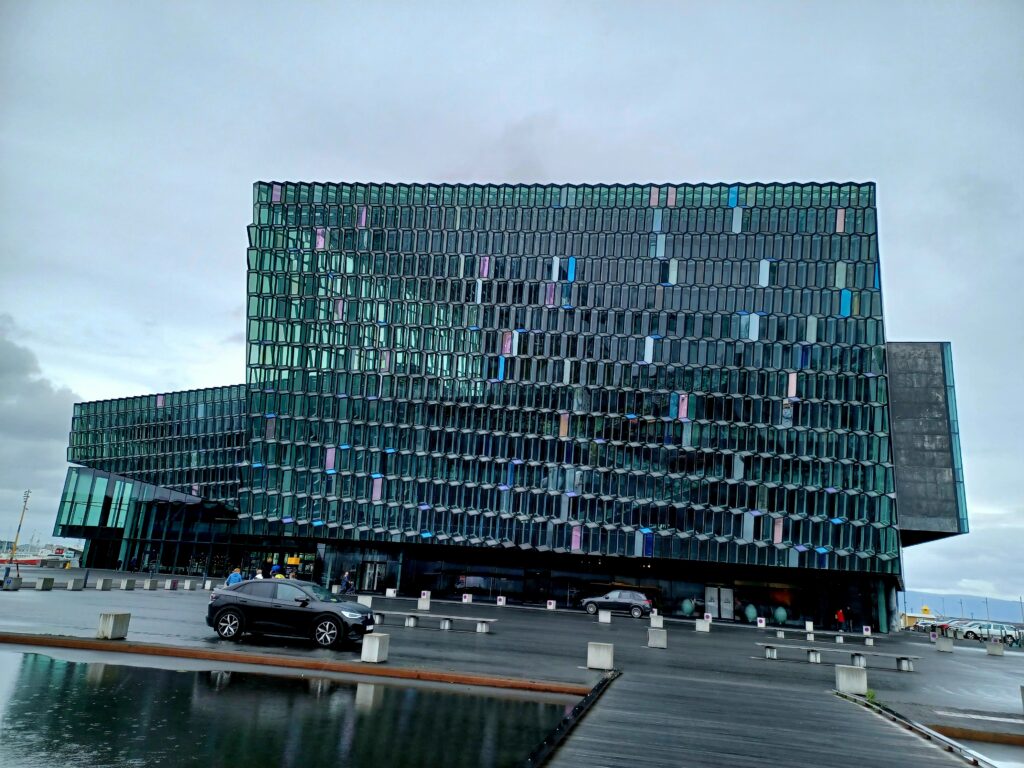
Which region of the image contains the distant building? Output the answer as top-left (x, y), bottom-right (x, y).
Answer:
top-left (54, 181), bottom-right (968, 630)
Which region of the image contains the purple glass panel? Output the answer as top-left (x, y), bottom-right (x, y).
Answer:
top-left (480, 256), bottom-right (490, 277)
top-left (372, 477), bottom-right (383, 501)
top-left (546, 283), bottom-right (556, 306)
top-left (667, 187), bottom-right (677, 207)
top-left (358, 206), bottom-right (367, 228)
top-left (325, 446), bottom-right (336, 469)
top-left (502, 331), bottom-right (513, 355)
top-left (156, 394), bottom-right (165, 407)
top-left (649, 187), bottom-right (659, 206)
top-left (316, 227), bottom-right (326, 250)
top-left (272, 184), bottom-right (281, 202)
top-left (571, 526), bottom-right (582, 550)
top-left (265, 418), bottom-right (276, 439)
top-left (334, 298), bottom-right (345, 321)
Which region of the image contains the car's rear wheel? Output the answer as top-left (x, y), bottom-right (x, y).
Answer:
top-left (215, 608), bottom-right (244, 640)
top-left (1003, 635), bottom-right (1015, 645)
top-left (313, 616), bottom-right (343, 648)
top-left (630, 606), bottom-right (643, 619)
top-left (964, 631), bottom-right (978, 640)
top-left (585, 603), bottom-right (597, 615)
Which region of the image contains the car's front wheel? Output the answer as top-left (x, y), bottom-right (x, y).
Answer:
top-left (964, 631), bottom-right (978, 640)
top-left (630, 606), bottom-right (643, 619)
top-left (313, 616), bottom-right (343, 648)
top-left (215, 608), bottom-right (244, 641)
top-left (585, 602), bottom-right (597, 615)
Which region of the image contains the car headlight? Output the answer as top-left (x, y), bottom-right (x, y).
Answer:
top-left (340, 610), bottom-right (362, 619)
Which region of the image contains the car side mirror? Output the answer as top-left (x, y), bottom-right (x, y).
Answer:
top-left (295, 597), bottom-right (309, 606)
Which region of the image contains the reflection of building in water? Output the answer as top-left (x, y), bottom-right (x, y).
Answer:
top-left (355, 682), bottom-right (384, 712)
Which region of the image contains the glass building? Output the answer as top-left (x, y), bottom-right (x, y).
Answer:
top-left (55, 181), bottom-right (968, 630)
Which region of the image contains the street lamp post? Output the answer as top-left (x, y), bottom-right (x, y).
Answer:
top-left (8, 490), bottom-right (31, 578)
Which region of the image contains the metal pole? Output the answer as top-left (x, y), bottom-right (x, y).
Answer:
top-left (960, 598), bottom-right (964, 618)
top-left (9, 490), bottom-right (30, 578)
top-left (1019, 596), bottom-right (1023, 623)
top-left (985, 597), bottom-right (990, 621)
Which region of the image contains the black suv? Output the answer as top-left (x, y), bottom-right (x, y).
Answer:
top-left (582, 589), bottom-right (653, 618)
top-left (206, 579), bottom-right (374, 648)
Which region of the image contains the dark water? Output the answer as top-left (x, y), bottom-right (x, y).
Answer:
top-left (0, 652), bottom-right (567, 768)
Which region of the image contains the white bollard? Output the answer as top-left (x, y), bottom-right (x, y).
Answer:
top-left (357, 595), bottom-right (373, 607)
top-left (865, 637), bottom-right (875, 647)
top-left (95, 578), bottom-right (112, 591)
top-left (756, 617), bottom-right (766, 628)
top-left (851, 653), bottom-right (867, 668)
top-left (775, 629), bottom-right (786, 639)
top-left (986, 641), bottom-right (1005, 656)
top-left (183, 580), bottom-right (195, 591)
top-left (361, 633), bottom-right (389, 663)
top-left (142, 579), bottom-right (157, 590)
top-left (418, 591), bottom-right (430, 611)
top-left (35, 577), bottom-right (55, 591)
top-left (647, 628), bottom-right (668, 648)
top-left (385, 588), bottom-right (397, 598)
top-left (835, 664), bottom-right (868, 695)
top-left (2, 577), bottom-right (22, 591)
top-left (936, 636), bottom-right (954, 653)
top-left (475, 621), bottom-right (490, 634)
top-left (598, 610), bottom-right (612, 624)
top-left (462, 593), bottom-right (472, 604)
top-left (97, 612), bottom-right (131, 640)
top-left (587, 642), bottom-right (614, 670)
top-left (805, 621), bottom-right (814, 632)
top-left (546, 600), bottom-right (557, 610)
top-left (806, 633), bottom-right (815, 642)
top-left (862, 625), bottom-right (872, 637)
top-left (332, 585), bottom-right (342, 595)
top-left (120, 579), bottom-right (135, 591)
top-left (496, 596), bottom-right (507, 606)
top-left (807, 650), bottom-right (822, 664)
top-left (835, 635), bottom-right (844, 644)
top-left (440, 619), bottom-right (453, 631)
top-left (164, 579), bottom-right (177, 591)
top-left (404, 616), bottom-right (419, 628)
top-left (695, 619), bottom-right (711, 632)
top-left (650, 614), bottom-right (664, 629)
top-left (204, 579), bottom-right (214, 590)
top-left (67, 578), bottom-right (85, 591)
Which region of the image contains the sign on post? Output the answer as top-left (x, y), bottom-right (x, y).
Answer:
top-left (756, 617), bottom-right (766, 628)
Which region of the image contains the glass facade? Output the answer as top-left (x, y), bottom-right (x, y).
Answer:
top-left (241, 181), bottom-right (897, 574)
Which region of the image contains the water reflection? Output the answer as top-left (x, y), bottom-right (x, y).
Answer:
top-left (0, 652), bottom-right (566, 768)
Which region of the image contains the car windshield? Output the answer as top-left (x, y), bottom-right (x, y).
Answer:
top-left (304, 584), bottom-right (344, 602)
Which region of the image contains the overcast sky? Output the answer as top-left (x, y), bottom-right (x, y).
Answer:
top-left (1, 1), bottom-right (1020, 598)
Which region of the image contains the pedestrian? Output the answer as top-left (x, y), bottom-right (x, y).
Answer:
top-left (226, 567), bottom-right (243, 586)
top-left (835, 607), bottom-right (845, 632)
top-left (844, 606), bottom-right (853, 633)
top-left (254, 570), bottom-right (264, 580)
top-left (128, 557), bottom-right (138, 572)
top-left (271, 565), bottom-right (284, 579)
top-left (261, 559), bottom-right (273, 579)
top-left (340, 571), bottom-right (352, 594)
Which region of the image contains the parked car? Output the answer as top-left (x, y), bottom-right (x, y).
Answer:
top-left (936, 619), bottom-right (972, 635)
top-left (206, 579), bottom-right (374, 648)
top-left (582, 589), bottom-right (653, 619)
top-left (960, 621), bottom-right (1021, 644)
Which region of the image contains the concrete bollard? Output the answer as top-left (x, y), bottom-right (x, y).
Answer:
top-left (404, 616), bottom-right (419, 628)
top-left (120, 579), bottom-right (135, 591)
top-left (851, 653), bottom-right (867, 668)
top-left (587, 642), bottom-right (614, 670)
top-left (835, 664), bottom-right (868, 695)
top-left (986, 642), bottom-right (1005, 657)
top-left (97, 612), bottom-right (131, 640)
top-left (756, 617), bottom-right (766, 628)
top-left (440, 619), bottom-right (453, 631)
top-left (546, 600), bottom-right (557, 610)
top-left (835, 635), bottom-right (844, 644)
top-left (183, 580), bottom-right (195, 591)
top-left (418, 591), bottom-right (430, 611)
top-left (95, 578), bottom-right (112, 591)
top-left (648, 628), bottom-right (668, 649)
top-left (775, 629), bottom-right (786, 639)
top-left (357, 595), bottom-right (373, 607)
top-left (475, 621), bottom-right (490, 634)
top-left (805, 621), bottom-right (814, 632)
top-left (2, 577), bottom-right (22, 591)
top-left (35, 577), bottom-right (55, 591)
top-left (332, 585), bottom-right (341, 595)
top-left (936, 636), bottom-right (954, 653)
top-left (650, 614), bottom-right (664, 629)
top-left (496, 596), bottom-right (506, 606)
top-left (807, 650), bottom-right (822, 664)
top-left (764, 645), bottom-right (778, 660)
top-left (598, 609), bottom-right (612, 624)
top-left (695, 619), bottom-right (711, 633)
top-left (461, 593), bottom-right (472, 604)
top-left (385, 588), bottom-right (397, 598)
top-left (361, 633), bottom-right (389, 663)
top-left (164, 579), bottom-right (178, 591)
top-left (865, 637), bottom-right (875, 647)
top-left (204, 579), bottom-right (214, 590)
top-left (373, 612), bottom-right (384, 625)
top-left (806, 633), bottom-right (815, 642)
top-left (67, 578), bottom-right (85, 591)
top-left (142, 579), bottom-right (157, 590)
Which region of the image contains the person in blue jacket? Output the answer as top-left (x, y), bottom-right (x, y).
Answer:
top-left (226, 567), bottom-right (243, 586)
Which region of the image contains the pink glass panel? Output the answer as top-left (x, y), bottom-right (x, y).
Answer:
top-left (546, 283), bottom-right (556, 306)
top-left (788, 372), bottom-right (797, 398)
top-left (192, 484), bottom-right (199, 495)
top-left (325, 447), bottom-right (336, 469)
top-left (358, 206), bottom-right (367, 228)
top-left (272, 184), bottom-right (281, 202)
top-left (677, 393), bottom-right (688, 421)
top-left (156, 394), bottom-right (165, 407)
top-left (773, 518), bottom-right (784, 544)
top-left (667, 187), bottom-right (677, 207)
top-left (649, 187), bottom-right (659, 206)
top-left (380, 350), bottom-right (391, 370)
top-left (571, 526), bottom-right (582, 550)
top-left (559, 413), bottom-right (569, 437)
top-left (265, 418), bottom-right (276, 439)
top-left (836, 208), bottom-right (846, 233)
top-left (502, 331), bottom-right (513, 355)
top-left (334, 298), bottom-right (345, 321)
top-left (372, 477), bottom-right (383, 501)
top-left (480, 256), bottom-right (490, 278)
top-left (316, 227), bottom-right (326, 250)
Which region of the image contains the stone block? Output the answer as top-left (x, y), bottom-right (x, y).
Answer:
top-left (807, 650), bottom-right (822, 664)
top-left (357, 595), bottom-right (373, 607)
top-left (835, 664), bottom-right (868, 695)
top-left (35, 577), bottom-right (54, 591)
top-left (805, 621), bottom-right (814, 632)
top-left (835, 635), bottom-right (844, 644)
top-left (475, 621), bottom-right (490, 634)
top-left (598, 609), bottom-right (612, 624)
top-left (2, 577), bottom-right (22, 591)
top-left (865, 637), bottom-right (875, 647)
top-left (936, 636), bottom-right (954, 653)
top-left (650, 614), bottom-right (664, 629)
top-left (385, 588), bottom-right (397, 597)
top-left (764, 645), bottom-right (778, 660)
top-left (361, 633), bottom-right (389, 663)
top-left (775, 629), bottom-right (786, 639)
top-left (331, 585), bottom-right (341, 594)
top-left (120, 579), bottom-right (135, 591)
top-left (695, 619), bottom-right (711, 633)
top-left (587, 642), bottom-right (614, 670)
top-left (806, 633), bottom-right (815, 642)
top-left (546, 600), bottom-right (557, 610)
top-left (67, 578), bottom-right (84, 591)
top-left (183, 580), bottom-right (195, 591)
top-left (164, 579), bottom-right (178, 591)
top-left (647, 628), bottom-right (668, 648)
top-left (417, 597), bottom-right (430, 611)
top-left (496, 596), bottom-right (507, 606)
top-left (461, 593), bottom-right (472, 603)
top-left (141, 579), bottom-right (157, 590)
top-left (898, 657), bottom-right (914, 672)
top-left (97, 612), bottom-right (131, 640)
top-left (851, 653), bottom-right (866, 668)
top-left (986, 641), bottom-right (1005, 656)
top-left (440, 618), bottom-right (453, 631)
top-left (404, 616), bottom-right (419, 628)
top-left (95, 578), bottom-right (112, 591)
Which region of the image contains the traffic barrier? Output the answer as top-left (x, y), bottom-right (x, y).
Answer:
top-left (141, 579), bottom-right (157, 590)
top-left (462, 593), bottom-right (473, 604)
top-left (97, 612), bottom-right (131, 640)
top-left (936, 636), bottom-right (954, 653)
top-left (695, 619), bottom-right (711, 633)
top-left (183, 580), bottom-right (196, 591)
top-left (647, 628), bottom-right (667, 649)
top-left (417, 591), bottom-right (430, 611)
top-left (361, 634), bottom-right (389, 663)
top-left (164, 579), bottom-right (178, 591)
top-left (598, 610), bottom-right (612, 624)
top-left (67, 578), bottom-right (84, 591)
top-left (587, 642), bottom-right (614, 670)
top-left (120, 579), bottom-right (135, 591)
top-left (546, 600), bottom-right (556, 610)
top-left (986, 641), bottom-right (1005, 656)
top-left (404, 616), bottom-right (419, 628)
top-left (650, 614), bottom-right (664, 629)
top-left (204, 580), bottom-right (214, 590)
top-left (2, 577), bottom-right (22, 591)
top-left (496, 596), bottom-right (506, 606)
top-left (95, 578), bottom-right (112, 591)
top-left (835, 664), bottom-right (867, 695)
top-left (35, 577), bottom-right (54, 591)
